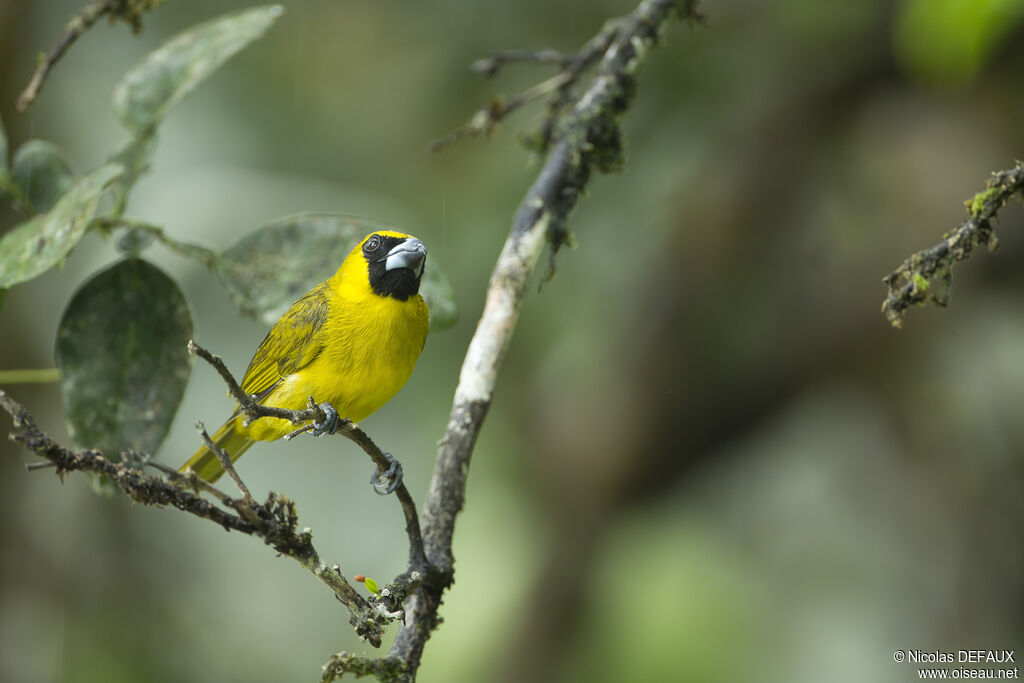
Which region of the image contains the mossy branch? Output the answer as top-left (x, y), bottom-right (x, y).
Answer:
top-left (0, 387), bottom-right (408, 647)
top-left (16, 0), bottom-right (168, 112)
top-left (881, 161), bottom-right (1024, 328)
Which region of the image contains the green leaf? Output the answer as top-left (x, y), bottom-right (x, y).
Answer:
top-left (0, 163), bottom-right (122, 288)
top-left (11, 139), bottom-right (74, 212)
top-left (113, 5), bottom-right (284, 135)
top-left (364, 577), bottom-right (380, 595)
top-left (215, 213), bottom-right (458, 330)
top-left (55, 258), bottom-right (194, 457)
top-left (894, 0), bottom-right (1024, 86)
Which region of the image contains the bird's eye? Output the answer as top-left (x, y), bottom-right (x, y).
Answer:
top-left (364, 235), bottom-right (381, 252)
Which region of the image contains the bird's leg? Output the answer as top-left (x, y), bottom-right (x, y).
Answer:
top-left (310, 401), bottom-right (344, 436)
top-left (370, 452), bottom-right (404, 496)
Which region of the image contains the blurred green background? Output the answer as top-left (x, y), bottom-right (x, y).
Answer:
top-left (2, 1), bottom-right (1024, 681)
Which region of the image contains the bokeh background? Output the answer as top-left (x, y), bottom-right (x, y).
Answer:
top-left (2, 1), bottom-right (1024, 681)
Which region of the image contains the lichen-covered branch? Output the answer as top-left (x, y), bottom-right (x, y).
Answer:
top-left (388, 1), bottom-right (704, 678)
top-left (881, 162), bottom-right (1024, 328)
top-left (188, 340), bottom-right (427, 570)
top-left (0, 388), bottom-right (410, 648)
top-left (16, 0), bottom-right (168, 112)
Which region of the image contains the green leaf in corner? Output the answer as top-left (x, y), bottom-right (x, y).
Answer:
top-left (55, 258), bottom-right (194, 457)
top-left (894, 0), bottom-right (1024, 86)
top-left (113, 5), bottom-right (284, 135)
top-left (0, 163), bottom-right (122, 288)
top-left (11, 139), bottom-right (74, 213)
top-left (214, 213), bottom-right (458, 330)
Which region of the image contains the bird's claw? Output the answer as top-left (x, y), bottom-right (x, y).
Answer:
top-left (310, 402), bottom-right (343, 436)
top-left (371, 452), bottom-right (404, 496)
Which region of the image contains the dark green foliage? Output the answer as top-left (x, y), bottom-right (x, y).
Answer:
top-left (55, 258), bottom-right (193, 456)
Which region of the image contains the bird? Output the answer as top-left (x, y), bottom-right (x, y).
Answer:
top-left (180, 230), bottom-right (430, 483)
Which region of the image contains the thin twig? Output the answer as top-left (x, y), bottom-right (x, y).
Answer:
top-left (428, 72), bottom-right (572, 151)
top-left (16, 0), bottom-right (168, 112)
top-left (149, 459), bottom-right (234, 504)
top-left (188, 340), bottom-right (317, 423)
top-left (17, 1), bottom-right (114, 112)
top-left (0, 368), bottom-right (62, 384)
top-left (196, 420), bottom-right (253, 502)
top-left (429, 15), bottom-right (632, 153)
top-left (470, 49), bottom-right (577, 77)
top-left (119, 447), bottom-right (236, 503)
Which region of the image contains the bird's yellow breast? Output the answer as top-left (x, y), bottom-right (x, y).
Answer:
top-left (242, 266), bottom-right (429, 442)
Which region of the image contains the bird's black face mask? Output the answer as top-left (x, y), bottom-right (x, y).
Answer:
top-left (362, 234), bottom-right (427, 301)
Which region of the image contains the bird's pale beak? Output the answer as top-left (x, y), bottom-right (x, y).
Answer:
top-left (383, 238), bottom-right (427, 276)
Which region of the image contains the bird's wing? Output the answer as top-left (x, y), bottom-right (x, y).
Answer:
top-left (239, 282), bottom-right (331, 400)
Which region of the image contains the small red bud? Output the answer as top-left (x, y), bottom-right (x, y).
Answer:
top-left (354, 574), bottom-right (366, 583)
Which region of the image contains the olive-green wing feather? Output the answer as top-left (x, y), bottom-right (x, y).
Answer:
top-left (240, 282), bottom-right (330, 398)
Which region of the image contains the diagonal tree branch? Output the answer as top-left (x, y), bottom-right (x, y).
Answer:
top-left (370, 1), bottom-right (706, 679)
top-left (881, 161), bottom-right (1024, 328)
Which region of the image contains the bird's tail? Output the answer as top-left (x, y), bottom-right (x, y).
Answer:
top-left (180, 416), bottom-right (255, 483)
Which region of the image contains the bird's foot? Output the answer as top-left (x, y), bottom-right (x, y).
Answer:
top-left (371, 452), bottom-right (404, 496)
top-left (310, 402), bottom-right (346, 436)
